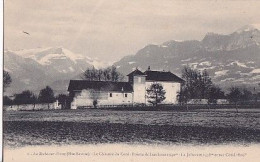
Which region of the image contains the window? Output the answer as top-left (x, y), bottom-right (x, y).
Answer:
top-left (125, 94), bottom-right (128, 97)
top-left (109, 93), bottom-right (112, 97)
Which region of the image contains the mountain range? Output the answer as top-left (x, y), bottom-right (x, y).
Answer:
top-left (4, 25), bottom-right (260, 95)
top-left (4, 47), bottom-right (107, 95)
top-left (114, 25), bottom-right (260, 90)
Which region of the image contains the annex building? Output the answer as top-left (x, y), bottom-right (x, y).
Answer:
top-left (68, 67), bottom-right (183, 109)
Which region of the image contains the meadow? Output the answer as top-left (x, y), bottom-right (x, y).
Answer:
top-left (3, 109), bottom-right (260, 147)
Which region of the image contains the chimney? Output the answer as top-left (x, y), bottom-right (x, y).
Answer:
top-left (147, 66), bottom-right (151, 71)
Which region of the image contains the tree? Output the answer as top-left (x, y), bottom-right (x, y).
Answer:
top-left (82, 68), bottom-right (92, 80)
top-left (103, 67), bottom-right (111, 81)
top-left (111, 65), bottom-right (124, 82)
top-left (81, 66), bottom-right (124, 82)
top-left (200, 70), bottom-right (213, 98)
top-left (181, 67), bottom-right (213, 99)
top-left (3, 96), bottom-right (13, 105)
top-left (177, 86), bottom-right (189, 105)
top-left (241, 88), bottom-right (253, 103)
top-left (146, 83), bottom-right (166, 106)
top-left (227, 87), bottom-right (242, 104)
top-left (179, 66), bottom-right (223, 104)
top-left (97, 69), bottom-right (103, 81)
top-left (208, 86), bottom-right (225, 104)
top-left (3, 70), bottom-right (12, 92)
top-left (226, 86), bottom-right (243, 112)
top-left (90, 66), bottom-right (98, 81)
top-left (13, 90), bottom-right (37, 105)
top-left (57, 94), bottom-right (69, 109)
top-left (38, 86), bottom-right (55, 108)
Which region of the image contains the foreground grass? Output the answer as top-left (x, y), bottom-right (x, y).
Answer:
top-left (4, 121), bottom-right (260, 147)
top-left (3, 109), bottom-right (260, 147)
top-left (4, 109), bottom-right (260, 129)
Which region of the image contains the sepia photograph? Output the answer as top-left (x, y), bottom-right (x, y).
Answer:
top-left (2, 0), bottom-right (260, 162)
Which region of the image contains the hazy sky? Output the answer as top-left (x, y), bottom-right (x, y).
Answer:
top-left (4, 0), bottom-right (260, 62)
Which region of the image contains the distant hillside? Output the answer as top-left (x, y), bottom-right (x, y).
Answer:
top-left (114, 25), bottom-right (260, 89)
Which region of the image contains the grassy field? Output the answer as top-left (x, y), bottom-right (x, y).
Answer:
top-left (3, 109), bottom-right (260, 147)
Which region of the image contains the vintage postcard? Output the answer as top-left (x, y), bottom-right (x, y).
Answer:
top-left (2, 0), bottom-right (260, 162)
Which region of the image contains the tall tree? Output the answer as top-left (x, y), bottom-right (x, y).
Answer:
top-left (179, 66), bottom-right (221, 103)
top-left (103, 67), bottom-right (111, 81)
top-left (111, 66), bottom-right (119, 81)
top-left (38, 86), bottom-right (55, 108)
top-left (82, 68), bottom-right (92, 80)
top-left (3, 70), bottom-right (12, 92)
top-left (82, 66), bottom-right (124, 82)
top-left (200, 70), bottom-right (213, 98)
top-left (90, 66), bottom-right (98, 81)
top-left (181, 66), bottom-right (201, 99)
top-left (97, 69), bottom-right (103, 81)
top-left (146, 83), bottom-right (166, 106)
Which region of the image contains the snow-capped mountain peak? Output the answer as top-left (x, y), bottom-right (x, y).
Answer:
top-left (4, 47), bottom-right (110, 94)
top-left (8, 47), bottom-right (109, 69)
top-left (114, 25), bottom-right (260, 89)
top-left (14, 47), bottom-right (86, 65)
top-left (205, 32), bottom-right (220, 36)
top-left (236, 24), bottom-right (260, 33)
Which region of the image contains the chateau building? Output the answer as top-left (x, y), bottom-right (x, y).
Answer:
top-left (68, 67), bottom-right (183, 109)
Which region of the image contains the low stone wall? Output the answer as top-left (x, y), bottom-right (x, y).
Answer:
top-left (3, 101), bottom-right (61, 111)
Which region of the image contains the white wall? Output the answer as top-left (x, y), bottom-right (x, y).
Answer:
top-left (133, 76), bottom-right (146, 104)
top-left (145, 81), bottom-right (181, 104)
top-left (71, 89), bottom-right (133, 109)
top-left (4, 101), bottom-right (61, 111)
top-left (187, 99), bottom-right (208, 104)
top-left (70, 80), bottom-right (181, 109)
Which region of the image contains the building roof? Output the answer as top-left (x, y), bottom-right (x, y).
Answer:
top-left (144, 70), bottom-right (184, 82)
top-left (127, 69), bottom-right (146, 76)
top-left (68, 80), bottom-right (133, 92)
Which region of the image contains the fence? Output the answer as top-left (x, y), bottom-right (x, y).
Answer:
top-left (77, 104), bottom-right (133, 109)
top-left (3, 101), bottom-right (61, 111)
top-left (74, 102), bottom-right (260, 110)
top-left (173, 103), bottom-right (260, 109)
top-left (3, 102), bottom-right (260, 111)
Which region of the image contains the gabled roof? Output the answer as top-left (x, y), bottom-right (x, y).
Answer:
top-left (68, 80), bottom-right (133, 92)
top-left (144, 70), bottom-right (184, 83)
top-left (127, 69), bottom-right (146, 76)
